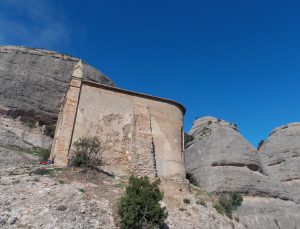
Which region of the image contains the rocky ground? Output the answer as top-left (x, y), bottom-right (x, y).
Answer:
top-left (0, 146), bottom-right (117, 228)
top-left (0, 145), bottom-right (244, 229)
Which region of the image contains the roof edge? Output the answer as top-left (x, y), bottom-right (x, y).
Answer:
top-left (82, 80), bottom-right (186, 115)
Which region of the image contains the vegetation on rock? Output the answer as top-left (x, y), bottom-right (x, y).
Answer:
top-left (71, 136), bottom-right (103, 167)
top-left (213, 193), bottom-right (243, 218)
top-left (184, 133), bottom-right (194, 148)
top-left (118, 176), bottom-right (168, 229)
top-left (186, 172), bottom-right (198, 186)
top-left (44, 125), bottom-right (56, 138)
top-left (26, 147), bottom-right (50, 161)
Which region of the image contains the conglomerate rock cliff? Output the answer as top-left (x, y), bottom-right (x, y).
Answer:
top-left (185, 116), bottom-right (300, 229)
top-left (259, 123), bottom-right (300, 204)
top-left (0, 46), bottom-right (244, 228)
top-left (0, 45), bottom-right (299, 228)
top-left (0, 46), bottom-right (115, 125)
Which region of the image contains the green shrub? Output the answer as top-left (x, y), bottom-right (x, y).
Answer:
top-left (218, 194), bottom-right (234, 218)
top-left (26, 147), bottom-right (50, 161)
top-left (184, 133), bottom-right (194, 148)
top-left (186, 172), bottom-right (198, 186)
top-left (230, 192), bottom-right (243, 209)
top-left (71, 136), bottom-right (102, 167)
top-left (78, 188), bottom-right (85, 193)
top-left (232, 123), bottom-right (239, 132)
top-left (213, 203), bottom-right (225, 215)
top-left (45, 125), bottom-right (56, 138)
top-left (118, 176), bottom-right (168, 229)
top-left (31, 168), bottom-right (54, 176)
top-left (214, 193), bottom-right (243, 218)
top-left (71, 151), bottom-right (88, 167)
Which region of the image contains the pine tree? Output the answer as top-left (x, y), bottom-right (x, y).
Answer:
top-left (118, 176), bottom-right (168, 229)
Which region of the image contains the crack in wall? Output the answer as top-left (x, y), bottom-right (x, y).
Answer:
top-left (149, 110), bottom-right (158, 177)
top-left (131, 112), bottom-right (138, 174)
top-left (268, 160), bottom-right (285, 166)
top-left (281, 177), bottom-right (300, 182)
top-left (211, 162), bottom-right (261, 172)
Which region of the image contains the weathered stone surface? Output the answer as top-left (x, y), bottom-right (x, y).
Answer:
top-left (187, 117), bottom-right (260, 172)
top-left (185, 116), bottom-right (300, 229)
top-left (58, 82), bottom-right (186, 178)
top-left (259, 123), bottom-right (300, 203)
top-left (161, 179), bottom-right (245, 229)
top-left (185, 116), bottom-right (288, 198)
top-left (0, 46), bottom-right (114, 125)
top-left (234, 197), bottom-right (300, 229)
top-left (0, 115), bottom-right (52, 149)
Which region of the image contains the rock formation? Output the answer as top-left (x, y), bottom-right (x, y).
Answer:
top-left (185, 116), bottom-right (300, 229)
top-left (0, 115), bottom-right (52, 149)
top-left (259, 123), bottom-right (300, 204)
top-left (0, 46), bottom-right (114, 125)
top-left (0, 45), bottom-right (299, 228)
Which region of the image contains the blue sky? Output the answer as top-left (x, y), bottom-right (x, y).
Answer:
top-left (1, 0), bottom-right (300, 147)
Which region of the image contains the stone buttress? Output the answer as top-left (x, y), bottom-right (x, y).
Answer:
top-left (50, 61), bottom-right (83, 167)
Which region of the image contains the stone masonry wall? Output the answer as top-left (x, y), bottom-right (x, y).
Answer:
top-left (51, 60), bottom-right (185, 178)
top-left (69, 83), bottom-right (185, 178)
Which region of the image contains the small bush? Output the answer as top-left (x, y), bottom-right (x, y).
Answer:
top-left (31, 168), bottom-right (54, 176)
top-left (26, 147), bottom-right (50, 161)
top-left (184, 133), bottom-right (194, 148)
top-left (214, 193), bottom-right (243, 218)
top-left (213, 203), bottom-right (225, 215)
top-left (183, 198), bottom-right (191, 204)
top-left (231, 123), bottom-right (239, 131)
top-left (45, 125), bottom-right (56, 138)
top-left (71, 136), bottom-right (103, 167)
top-left (230, 192), bottom-right (243, 209)
top-left (218, 195), bottom-right (233, 218)
top-left (78, 188), bottom-right (85, 193)
top-left (186, 172), bottom-right (198, 186)
top-left (71, 153), bottom-right (88, 167)
top-left (40, 149), bottom-right (51, 161)
top-left (118, 176), bottom-right (168, 229)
